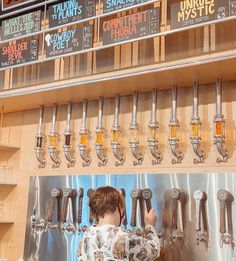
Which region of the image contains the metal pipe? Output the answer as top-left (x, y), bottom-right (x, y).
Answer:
top-left (148, 89), bottom-right (162, 165)
top-left (149, 144), bottom-right (162, 165)
top-left (114, 94), bottom-right (120, 127)
top-left (51, 103), bottom-right (58, 133)
top-left (48, 103), bottom-right (61, 168)
top-left (214, 79), bottom-right (230, 163)
top-left (192, 142), bottom-right (205, 164)
top-left (81, 99), bottom-right (88, 129)
top-left (97, 97), bottom-right (104, 130)
top-left (65, 101), bottom-right (72, 133)
top-left (151, 89), bottom-right (157, 123)
top-left (171, 86), bottom-right (177, 122)
top-left (169, 86), bottom-right (183, 164)
top-left (170, 143), bottom-right (183, 164)
top-left (216, 78), bottom-right (222, 116)
top-left (79, 99), bottom-right (91, 167)
top-left (95, 97), bottom-right (107, 166)
top-left (129, 91), bottom-right (143, 165)
top-left (131, 91), bottom-right (138, 126)
top-left (63, 101), bottom-right (75, 168)
top-left (193, 82), bottom-right (199, 119)
top-left (37, 105), bottom-right (44, 135)
top-left (111, 94), bottom-right (125, 166)
top-left (191, 83), bottom-right (205, 164)
top-left (35, 105), bottom-right (46, 168)
top-left (96, 144), bottom-right (108, 166)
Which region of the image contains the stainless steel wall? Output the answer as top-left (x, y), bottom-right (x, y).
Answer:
top-left (23, 173), bottom-right (236, 261)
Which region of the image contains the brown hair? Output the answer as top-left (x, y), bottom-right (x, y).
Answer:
top-left (89, 186), bottom-right (125, 221)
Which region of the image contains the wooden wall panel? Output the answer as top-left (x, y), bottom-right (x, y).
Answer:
top-left (1, 81), bottom-right (236, 260)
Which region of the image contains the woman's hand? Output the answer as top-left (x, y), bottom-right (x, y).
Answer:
top-left (144, 208), bottom-right (157, 227)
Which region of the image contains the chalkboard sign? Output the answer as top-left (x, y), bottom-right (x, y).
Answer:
top-left (103, 0), bottom-right (149, 13)
top-left (0, 39), bottom-right (38, 68)
top-left (48, 0), bottom-right (95, 28)
top-left (102, 8), bottom-right (160, 45)
top-left (1, 10), bottom-right (41, 40)
top-left (44, 25), bottom-right (93, 58)
top-left (1, 0), bottom-right (38, 11)
top-left (230, 0), bottom-right (236, 16)
top-left (171, 0), bottom-right (236, 30)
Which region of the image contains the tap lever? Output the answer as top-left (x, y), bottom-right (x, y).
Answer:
top-left (46, 188), bottom-right (63, 229)
top-left (141, 188), bottom-right (153, 212)
top-left (193, 190), bottom-right (208, 245)
top-left (77, 188), bottom-right (84, 233)
top-left (62, 188), bottom-right (77, 232)
top-left (217, 189), bottom-right (233, 247)
top-left (170, 188), bottom-right (184, 242)
top-left (130, 188), bottom-right (139, 228)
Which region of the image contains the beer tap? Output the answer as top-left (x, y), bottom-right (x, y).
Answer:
top-left (46, 188), bottom-right (63, 229)
top-left (63, 101), bottom-right (76, 168)
top-left (170, 188), bottom-right (184, 243)
top-left (130, 188), bottom-right (140, 231)
top-left (142, 188), bottom-right (153, 212)
top-left (217, 189), bottom-right (233, 247)
top-left (129, 91), bottom-right (143, 166)
top-left (190, 83), bottom-right (205, 164)
top-left (34, 105), bottom-right (46, 168)
top-left (130, 188), bottom-right (153, 235)
top-left (31, 181), bottom-right (45, 231)
top-left (48, 103), bottom-right (61, 168)
top-left (95, 97), bottom-right (108, 167)
top-left (214, 79), bottom-right (230, 163)
top-left (193, 190), bottom-right (208, 245)
top-left (77, 188), bottom-right (84, 234)
top-left (111, 94), bottom-right (125, 166)
top-left (79, 99), bottom-right (91, 167)
top-left (168, 86), bottom-right (183, 164)
top-left (62, 188), bottom-right (77, 233)
top-left (148, 89), bottom-right (162, 165)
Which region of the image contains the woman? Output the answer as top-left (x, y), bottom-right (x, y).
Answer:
top-left (78, 186), bottom-right (161, 260)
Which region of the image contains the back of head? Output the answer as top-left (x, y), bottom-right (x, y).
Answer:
top-left (89, 186), bottom-right (125, 222)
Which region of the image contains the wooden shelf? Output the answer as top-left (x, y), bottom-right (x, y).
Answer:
top-left (0, 220), bottom-right (14, 224)
top-left (1, 49), bottom-right (236, 113)
top-left (0, 182), bottom-right (17, 186)
top-left (0, 144), bottom-right (20, 150)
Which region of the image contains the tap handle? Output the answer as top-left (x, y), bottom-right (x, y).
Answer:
top-left (130, 188), bottom-right (139, 227)
top-left (170, 188), bottom-right (180, 230)
top-left (193, 190), bottom-right (205, 232)
top-left (78, 188), bottom-right (84, 225)
top-left (142, 188), bottom-right (153, 212)
top-left (139, 190), bottom-right (145, 228)
top-left (62, 188), bottom-right (72, 223)
top-left (217, 190), bottom-right (229, 234)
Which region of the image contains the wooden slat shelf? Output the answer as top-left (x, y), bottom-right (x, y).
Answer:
top-left (0, 144), bottom-right (20, 150)
top-left (0, 220), bottom-right (14, 224)
top-left (1, 49), bottom-right (236, 113)
top-left (0, 182), bottom-right (17, 186)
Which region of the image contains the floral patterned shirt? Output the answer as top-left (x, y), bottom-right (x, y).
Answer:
top-left (77, 224), bottom-right (160, 261)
